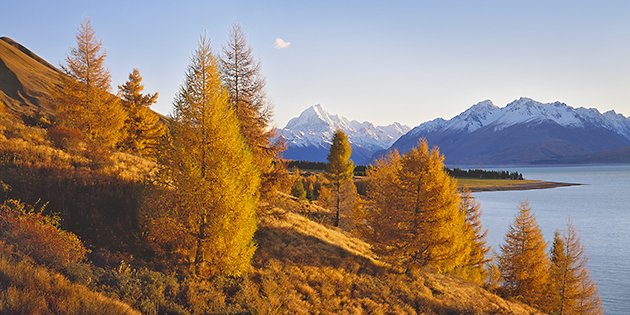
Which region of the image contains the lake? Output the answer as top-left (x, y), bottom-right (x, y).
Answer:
top-left (472, 164), bottom-right (630, 315)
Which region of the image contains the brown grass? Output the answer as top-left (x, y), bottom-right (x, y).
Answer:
top-left (0, 242), bottom-right (139, 315)
top-left (245, 194), bottom-right (542, 314)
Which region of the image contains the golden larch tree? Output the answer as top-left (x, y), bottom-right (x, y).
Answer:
top-left (220, 24), bottom-right (283, 195)
top-left (546, 222), bottom-right (603, 315)
top-left (364, 139), bottom-right (470, 273)
top-left (497, 201), bottom-right (549, 308)
top-left (363, 150), bottom-right (405, 260)
top-left (142, 36), bottom-right (259, 277)
top-left (455, 188), bottom-right (491, 285)
top-left (322, 130), bottom-right (356, 227)
top-left (118, 68), bottom-right (166, 158)
top-left (55, 20), bottom-right (125, 149)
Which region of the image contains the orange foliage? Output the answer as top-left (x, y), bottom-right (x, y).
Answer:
top-left (47, 125), bottom-right (84, 151)
top-left (0, 199), bottom-right (87, 268)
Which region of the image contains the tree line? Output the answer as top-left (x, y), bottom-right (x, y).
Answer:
top-left (446, 168), bottom-right (524, 180)
top-left (287, 160), bottom-right (523, 180)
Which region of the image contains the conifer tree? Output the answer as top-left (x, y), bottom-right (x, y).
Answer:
top-left (546, 223), bottom-right (602, 315)
top-left (324, 130), bottom-right (356, 227)
top-left (306, 181), bottom-right (315, 201)
top-left (55, 20), bottom-right (125, 149)
top-left (118, 68), bottom-right (166, 158)
top-left (364, 140), bottom-right (470, 273)
top-left (497, 201), bottom-right (549, 308)
top-left (142, 36), bottom-right (259, 277)
top-left (220, 24), bottom-right (281, 194)
top-left (456, 188), bottom-right (491, 285)
top-left (363, 150), bottom-right (404, 259)
top-left (291, 177), bottom-right (307, 200)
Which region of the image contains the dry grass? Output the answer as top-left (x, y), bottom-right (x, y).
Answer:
top-left (103, 152), bottom-right (157, 181)
top-left (247, 193), bottom-right (542, 314)
top-left (0, 242), bottom-right (139, 315)
top-left (457, 178), bottom-right (540, 188)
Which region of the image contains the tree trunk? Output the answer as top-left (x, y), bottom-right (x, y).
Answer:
top-left (193, 216), bottom-right (207, 275)
top-left (334, 179), bottom-right (341, 227)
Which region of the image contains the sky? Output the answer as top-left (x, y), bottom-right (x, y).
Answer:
top-left (2, 1), bottom-right (630, 128)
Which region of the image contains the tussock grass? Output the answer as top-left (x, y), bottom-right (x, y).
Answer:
top-left (246, 194), bottom-right (542, 314)
top-left (0, 242), bottom-right (139, 315)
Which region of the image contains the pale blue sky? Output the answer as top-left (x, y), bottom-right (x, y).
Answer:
top-left (2, 1), bottom-right (630, 127)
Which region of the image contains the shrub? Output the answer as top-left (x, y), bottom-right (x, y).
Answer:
top-left (0, 242), bottom-right (139, 314)
top-left (47, 125), bottom-right (84, 152)
top-left (0, 199), bottom-right (87, 268)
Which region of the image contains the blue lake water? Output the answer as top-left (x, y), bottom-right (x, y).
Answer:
top-left (472, 164), bottom-right (630, 314)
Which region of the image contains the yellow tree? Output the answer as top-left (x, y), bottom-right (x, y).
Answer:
top-left (455, 188), bottom-right (491, 285)
top-left (363, 150), bottom-right (404, 261)
top-left (323, 130), bottom-right (356, 227)
top-left (497, 201), bottom-right (549, 308)
top-left (220, 24), bottom-right (282, 194)
top-left (118, 68), bottom-right (166, 158)
top-left (142, 36), bottom-right (259, 277)
top-left (546, 222), bottom-right (602, 315)
top-left (364, 139), bottom-right (470, 273)
top-left (55, 20), bottom-right (125, 149)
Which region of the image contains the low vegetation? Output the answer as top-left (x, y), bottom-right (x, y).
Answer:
top-left (0, 243), bottom-right (139, 315)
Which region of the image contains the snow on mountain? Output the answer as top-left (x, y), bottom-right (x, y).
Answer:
top-left (389, 97), bottom-right (630, 165)
top-left (278, 104), bottom-right (410, 164)
top-left (491, 98), bottom-right (584, 130)
top-left (409, 97), bottom-right (629, 138)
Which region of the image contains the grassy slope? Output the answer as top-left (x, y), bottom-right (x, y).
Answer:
top-left (0, 243), bottom-right (139, 315)
top-left (254, 195), bottom-right (542, 314)
top-left (0, 37), bottom-right (62, 116)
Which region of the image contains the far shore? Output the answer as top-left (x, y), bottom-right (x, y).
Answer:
top-left (459, 179), bottom-right (582, 192)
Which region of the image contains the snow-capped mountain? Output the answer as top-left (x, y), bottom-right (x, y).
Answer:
top-left (278, 104), bottom-right (410, 164)
top-left (389, 97), bottom-right (630, 165)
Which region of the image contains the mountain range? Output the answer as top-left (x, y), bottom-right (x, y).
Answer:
top-left (276, 104), bottom-right (410, 165)
top-left (389, 98), bottom-right (630, 165)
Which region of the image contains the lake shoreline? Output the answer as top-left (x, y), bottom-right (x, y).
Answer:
top-left (467, 181), bottom-right (582, 192)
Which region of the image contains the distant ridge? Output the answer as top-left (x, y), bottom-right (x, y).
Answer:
top-left (387, 98), bottom-right (630, 165)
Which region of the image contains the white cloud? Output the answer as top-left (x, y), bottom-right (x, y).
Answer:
top-left (274, 38), bottom-right (291, 49)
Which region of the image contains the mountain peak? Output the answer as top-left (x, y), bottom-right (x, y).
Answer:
top-left (305, 103), bottom-right (325, 116)
top-left (506, 97), bottom-right (540, 108)
top-left (278, 105), bottom-right (410, 164)
top-left (443, 99), bottom-right (502, 132)
top-left (470, 99), bottom-right (497, 109)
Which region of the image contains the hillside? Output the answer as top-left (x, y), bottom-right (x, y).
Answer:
top-left (0, 36), bottom-right (62, 116)
top-left (253, 197), bottom-right (541, 314)
top-left (0, 243), bottom-right (139, 315)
